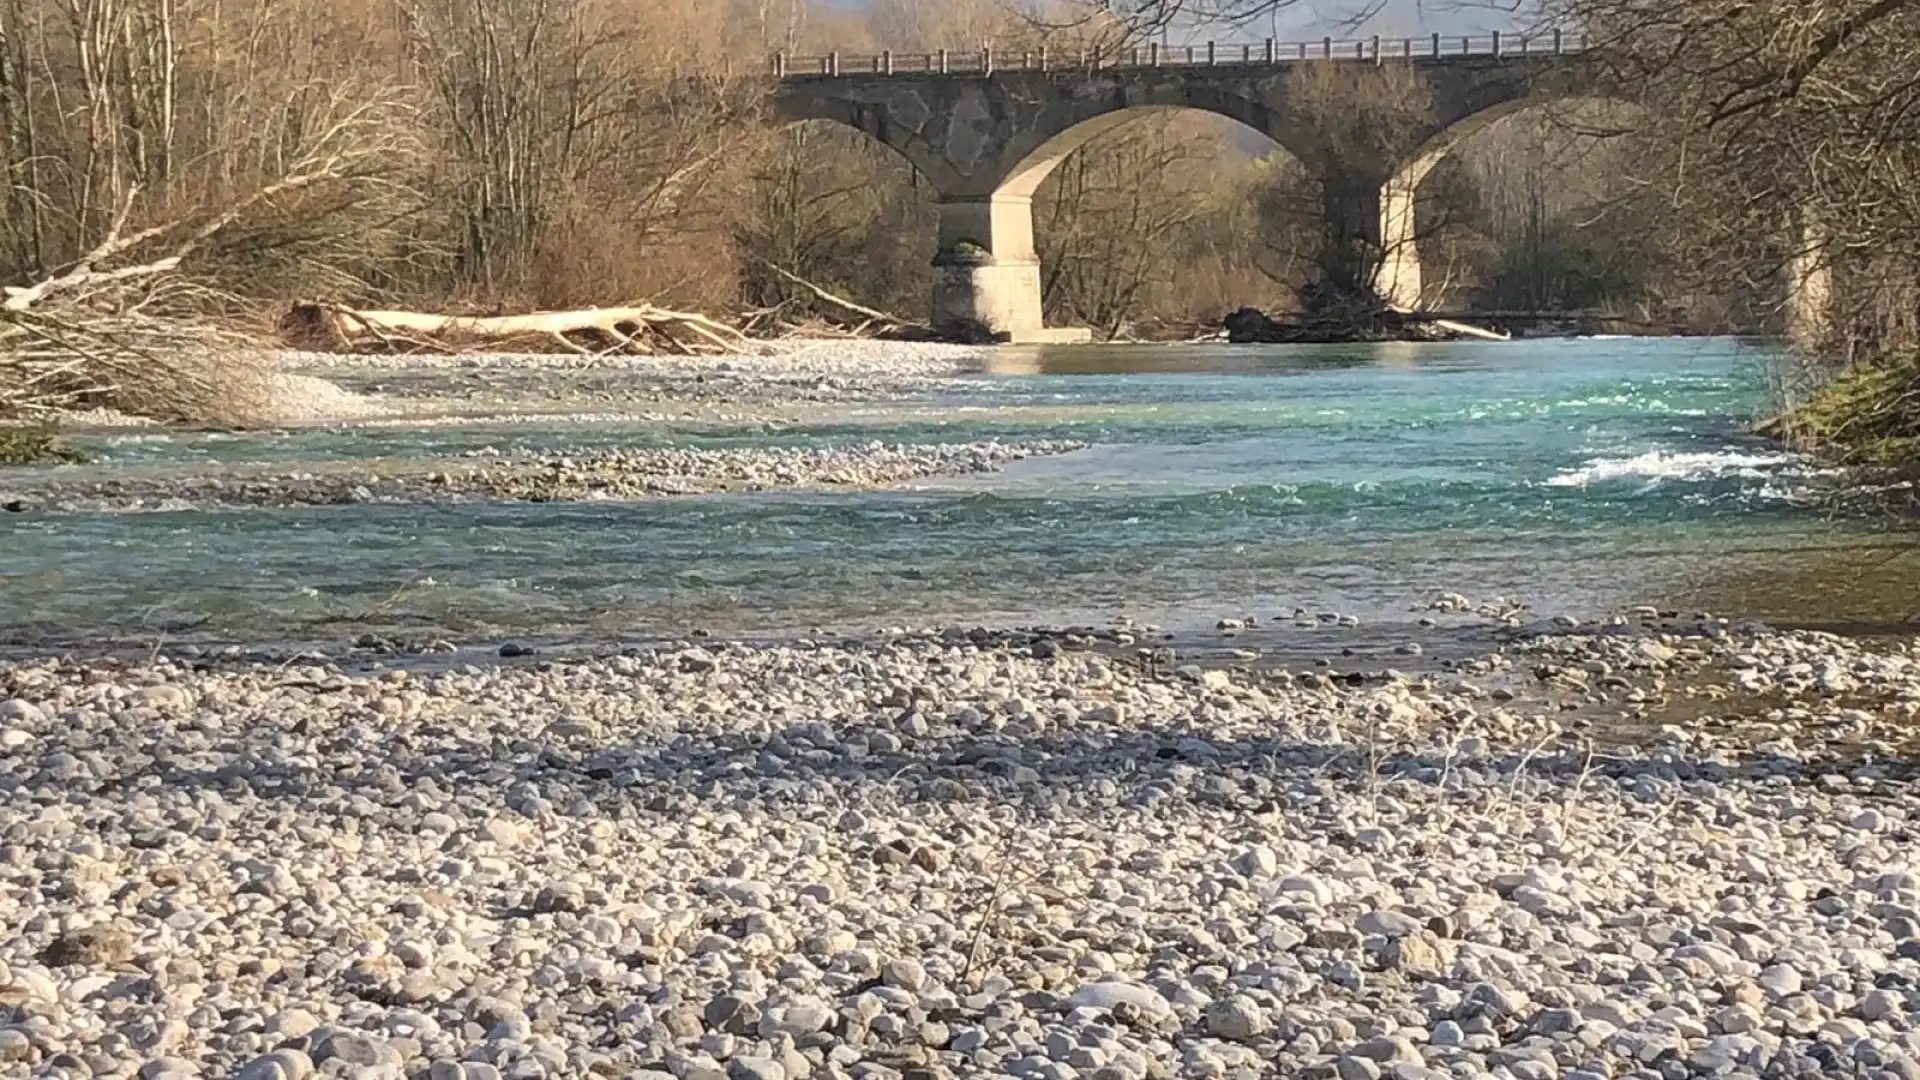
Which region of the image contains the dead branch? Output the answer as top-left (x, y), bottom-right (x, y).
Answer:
top-left (283, 302), bottom-right (765, 356)
top-left (759, 261), bottom-right (907, 330)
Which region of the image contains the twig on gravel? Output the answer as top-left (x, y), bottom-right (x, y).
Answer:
top-left (1616, 796), bottom-right (1683, 860)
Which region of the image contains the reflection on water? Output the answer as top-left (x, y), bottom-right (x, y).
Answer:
top-left (4, 336), bottom-right (1916, 651)
top-left (983, 340), bottom-right (1429, 376)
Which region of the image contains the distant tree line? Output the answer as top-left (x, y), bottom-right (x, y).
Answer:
top-left (0, 0), bottom-right (1871, 353)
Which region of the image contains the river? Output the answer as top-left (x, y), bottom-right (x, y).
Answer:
top-left (4, 336), bottom-right (1917, 657)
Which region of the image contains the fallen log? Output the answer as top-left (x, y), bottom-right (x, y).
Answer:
top-left (1429, 318), bottom-right (1510, 342)
top-left (759, 261), bottom-right (907, 333)
top-left (282, 302), bottom-right (762, 356)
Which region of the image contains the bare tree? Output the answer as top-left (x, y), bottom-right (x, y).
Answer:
top-left (1033, 113), bottom-right (1228, 336)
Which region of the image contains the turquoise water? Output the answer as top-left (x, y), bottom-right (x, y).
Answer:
top-left (3, 338), bottom-right (1910, 651)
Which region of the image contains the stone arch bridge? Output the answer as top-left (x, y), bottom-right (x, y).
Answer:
top-left (773, 35), bottom-right (1615, 342)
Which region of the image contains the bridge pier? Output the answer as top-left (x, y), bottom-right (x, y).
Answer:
top-left (1314, 164), bottom-right (1425, 312)
top-left (1784, 216), bottom-right (1832, 351)
top-left (930, 195), bottom-right (1089, 343)
top-left (1376, 170), bottom-right (1424, 311)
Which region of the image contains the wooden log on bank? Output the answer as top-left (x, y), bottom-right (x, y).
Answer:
top-left (282, 302), bottom-right (760, 356)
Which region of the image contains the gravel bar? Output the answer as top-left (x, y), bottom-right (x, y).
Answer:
top-left (3, 625), bottom-right (1920, 1080)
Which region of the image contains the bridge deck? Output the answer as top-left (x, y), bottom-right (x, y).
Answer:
top-left (777, 29), bottom-right (1589, 80)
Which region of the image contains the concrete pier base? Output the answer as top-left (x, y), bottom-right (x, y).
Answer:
top-left (931, 198), bottom-right (1090, 344)
top-left (931, 255), bottom-right (1041, 340)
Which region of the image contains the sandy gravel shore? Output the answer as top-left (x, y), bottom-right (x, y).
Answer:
top-left (0, 441), bottom-right (1086, 512)
top-left (3, 622), bottom-right (1919, 1080)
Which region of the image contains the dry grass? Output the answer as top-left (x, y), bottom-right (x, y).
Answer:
top-left (0, 309), bottom-right (272, 426)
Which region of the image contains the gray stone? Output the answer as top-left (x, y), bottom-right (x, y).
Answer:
top-left (1335, 1056), bottom-right (1383, 1080)
top-left (1231, 846), bottom-right (1278, 878)
top-left (882, 958), bottom-right (929, 992)
top-left (532, 881), bottom-right (586, 914)
top-left (1357, 910), bottom-right (1424, 938)
top-left (266, 1009), bottom-right (322, 1039)
top-left (765, 998), bottom-right (835, 1037)
top-left (1204, 996), bottom-right (1267, 1040)
top-left (318, 1033), bottom-right (400, 1069)
top-left (236, 1051), bottom-right (313, 1080)
top-left (1065, 982), bottom-right (1172, 1020)
top-left (1860, 989), bottom-right (1905, 1022)
top-left (729, 1058), bottom-right (786, 1080)
top-left (0, 1031), bottom-right (33, 1063)
top-left (1351, 1036), bottom-right (1421, 1065)
top-left (706, 996), bottom-right (762, 1035)
top-left (1758, 965), bottom-right (1803, 999)
top-left (1383, 932), bottom-right (1449, 977)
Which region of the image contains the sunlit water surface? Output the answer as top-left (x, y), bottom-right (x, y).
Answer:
top-left (6, 337), bottom-right (1917, 654)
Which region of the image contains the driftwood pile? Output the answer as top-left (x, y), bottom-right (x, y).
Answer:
top-left (1222, 306), bottom-right (1512, 344)
top-left (278, 262), bottom-right (953, 357)
top-left (1, 207), bottom-right (265, 424)
top-left (282, 302), bottom-right (762, 356)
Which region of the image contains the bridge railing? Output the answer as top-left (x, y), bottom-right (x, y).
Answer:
top-left (776, 30), bottom-right (1589, 78)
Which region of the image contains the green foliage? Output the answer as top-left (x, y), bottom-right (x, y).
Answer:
top-left (0, 423), bottom-right (88, 466)
top-left (1763, 352), bottom-right (1920, 464)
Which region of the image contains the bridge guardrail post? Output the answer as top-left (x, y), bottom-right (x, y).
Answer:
top-left (1431, 32), bottom-right (1440, 57)
top-left (1148, 42), bottom-right (1159, 66)
top-left (882, 50), bottom-right (892, 75)
top-left (1371, 35), bottom-right (1381, 64)
top-left (1322, 37), bottom-right (1332, 60)
top-left (772, 52), bottom-right (786, 78)
top-left (1491, 31), bottom-right (1501, 57)
top-left (1553, 29), bottom-right (1564, 54)
top-left (982, 46), bottom-right (992, 75)
top-left (1264, 38), bottom-right (1275, 64)
top-left (1207, 41), bottom-right (1216, 65)
top-left (1402, 38), bottom-right (1412, 59)
top-left (1461, 36), bottom-right (1471, 56)
top-left (938, 49), bottom-right (948, 74)
top-left (1039, 45), bottom-right (1048, 71)
top-left (1519, 34), bottom-right (1529, 54)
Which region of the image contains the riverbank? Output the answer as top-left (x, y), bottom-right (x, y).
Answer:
top-left (276, 341), bottom-right (994, 427)
top-left (2, 620), bottom-right (1918, 1080)
top-left (0, 440), bottom-right (1087, 513)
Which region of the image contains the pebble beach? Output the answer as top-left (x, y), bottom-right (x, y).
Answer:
top-left (6, 618), bottom-right (1920, 1080)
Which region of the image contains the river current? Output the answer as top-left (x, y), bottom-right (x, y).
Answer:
top-left (5, 337), bottom-right (1917, 655)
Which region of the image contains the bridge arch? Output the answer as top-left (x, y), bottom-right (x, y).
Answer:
top-left (936, 101), bottom-right (1304, 341)
top-left (771, 94), bottom-right (975, 195)
top-left (1378, 94), bottom-right (1642, 309)
top-left (992, 92), bottom-right (1312, 200)
top-left (770, 54), bottom-right (1618, 338)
